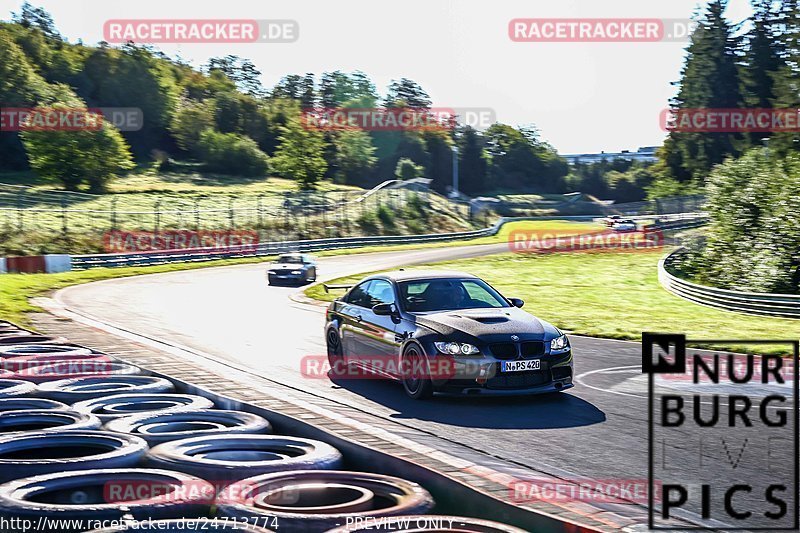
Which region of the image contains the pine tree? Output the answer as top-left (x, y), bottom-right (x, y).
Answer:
top-left (660, 0), bottom-right (744, 183)
top-left (771, 0), bottom-right (800, 154)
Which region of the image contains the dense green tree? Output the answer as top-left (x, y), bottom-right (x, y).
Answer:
top-left (195, 129), bottom-right (270, 177)
top-left (770, 0), bottom-right (800, 154)
top-left (319, 70), bottom-right (378, 108)
top-left (484, 123), bottom-right (567, 192)
top-left (456, 126), bottom-right (489, 194)
top-left (333, 129), bottom-right (377, 183)
top-left (421, 129), bottom-right (454, 193)
top-left (272, 74), bottom-right (303, 100)
top-left (300, 73), bottom-right (316, 108)
top-left (384, 78), bottom-right (432, 109)
top-left (80, 44), bottom-right (180, 156)
top-left (659, 0), bottom-right (743, 183)
top-left (21, 106), bottom-right (134, 192)
top-left (395, 157), bottom-right (424, 181)
top-left (272, 118), bottom-right (328, 190)
top-left (205, 55), bottom-right (265, 97)
top-left (11, 1), bottom-right (60, 40)
top-left (170, 99), bottom-right (214, 153)
top-left (689, 148), bottom-right (800, 292)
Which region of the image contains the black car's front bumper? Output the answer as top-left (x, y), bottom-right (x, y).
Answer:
top-left (431, 351), bottom-right (574, 396)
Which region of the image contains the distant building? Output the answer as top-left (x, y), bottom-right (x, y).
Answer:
top-left (562, 146), bottom-right (659, 165)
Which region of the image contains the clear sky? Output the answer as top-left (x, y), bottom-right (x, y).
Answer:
top-left (0, 0), bottom-right (754, 154)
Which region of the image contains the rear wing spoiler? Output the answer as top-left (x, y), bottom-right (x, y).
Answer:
top-left (323, 283), bottom-right (354, 293)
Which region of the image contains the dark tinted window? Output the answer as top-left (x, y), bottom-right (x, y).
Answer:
top-left (365, 280), bottom-right (395, 307)
top-left (345, 281), bottom-right (372, 307)
top-left (399, 278), bottom-right (509, 312)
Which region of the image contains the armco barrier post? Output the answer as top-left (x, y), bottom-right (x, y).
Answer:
top-left (44, 254), bottom-right (72, 273)
top-left (6, 256), bottom-right (46, 273)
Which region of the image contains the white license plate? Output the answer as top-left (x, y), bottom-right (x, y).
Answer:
top-left (501, 359), bottom-right (541, 372)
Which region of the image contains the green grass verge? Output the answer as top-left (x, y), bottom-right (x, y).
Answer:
top-left (306, 249), bottom-right (800, 356)
top-left (0, 220), bottom-right (598, 328)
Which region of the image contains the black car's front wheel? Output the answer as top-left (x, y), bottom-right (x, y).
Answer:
top-left (326, 329), bottom-right (346, 377)
top-left (401, 345), bottom-right (433, 400)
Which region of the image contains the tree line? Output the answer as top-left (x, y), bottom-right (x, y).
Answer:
top-left (0, 3), bottom-right (573, 195)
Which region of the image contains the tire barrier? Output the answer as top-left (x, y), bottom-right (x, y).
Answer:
top-left (88, 518), bottom-right (275, 532)
top-left (0, 468), bottom-right (214, 532)
top-left (39, 375), bottom-right (175, 403)
top-left (0, 334), bottom-right (66, 345)
top-left (0, 431), bottom-right (148, 482)
top-left (2, 352), bottom-right (112, 372)
top-left (217, 471), bottom-right (435, 533)
top-left (0, 398), bottom-right (69, 411)
top-left (73, 393), bottom-right (215, 422)
top-left (0, 379), bottom-right (36, 398)
top-left (0, 409), bottom-right (102, 434)
top-left (147, 435), bottom-right (343, 484)
top-left (106, 409), bottom-right (272, 446)
top-left (0, 330), bottom-right (32, 338)
top-left (0, 344), bottom-right (93, 357)
top-left (15, 361), bottom-right (143, 383)
top-left (326, 515), bottom-right (527, 532)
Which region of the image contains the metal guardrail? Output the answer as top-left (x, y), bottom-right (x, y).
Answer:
top-left (659, 249), bottom-right (800, 319)
top-left (69, 213), bottom-right (708, 270)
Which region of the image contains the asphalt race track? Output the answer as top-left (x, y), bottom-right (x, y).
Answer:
top-left (56, 244), bottom-right (794, 526)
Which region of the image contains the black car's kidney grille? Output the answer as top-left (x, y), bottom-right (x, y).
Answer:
top-left (490, 341), bottom-right (545, 360)
top-left (520, 341), bottom-right (545, 357)
top-left (486, 371), bottom-right (549, 390)
top-left (272, 269), bottom-right (294, 275)
top-left (489, 343), bottom-right (518, 360)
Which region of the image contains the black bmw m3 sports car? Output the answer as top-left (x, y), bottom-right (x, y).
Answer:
top-left (324, 270), bottom-right (573, 399)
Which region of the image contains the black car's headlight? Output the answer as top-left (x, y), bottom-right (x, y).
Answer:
top-left (550, 334), bottom-right (570, 354)
top-left (435, 342), bottom-right (480, 355)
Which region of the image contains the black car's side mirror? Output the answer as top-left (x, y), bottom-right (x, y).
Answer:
top-left (372, 303), bottom-right (395, 316)
top-left (509, 298), bottom-right (525, 308)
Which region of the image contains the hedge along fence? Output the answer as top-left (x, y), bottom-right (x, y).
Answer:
top-left (63, 213), bottom-right (705, 270)
top-left (659, 248), bottom-right (800, 319)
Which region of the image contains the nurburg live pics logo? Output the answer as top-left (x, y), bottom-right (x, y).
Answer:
top-left (643, 333), bottom-right (799, 530)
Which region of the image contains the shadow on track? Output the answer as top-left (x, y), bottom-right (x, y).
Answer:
top-left (329, 376), bottom-right (606, 430)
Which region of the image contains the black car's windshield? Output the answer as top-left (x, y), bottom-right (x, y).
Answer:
top-left (276, 255), bottom-right (303, 264)
top-left (398, 278), bottom-right (510, 312)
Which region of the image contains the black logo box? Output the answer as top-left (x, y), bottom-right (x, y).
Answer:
top-left (643, 333), bottom-right (799, 531)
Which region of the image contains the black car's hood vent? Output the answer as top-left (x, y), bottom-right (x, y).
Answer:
top-left (450, 314), bottom-right (509, 324)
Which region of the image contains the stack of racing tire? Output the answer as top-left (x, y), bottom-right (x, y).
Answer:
top-left (0, 320), bottom-right (525, 532)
